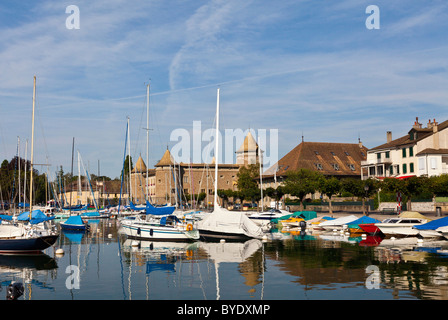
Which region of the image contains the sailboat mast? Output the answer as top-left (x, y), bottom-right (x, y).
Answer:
top-left (127, 117), bottom-right (132, 203)
top-left (29, 76), bottom-right (36, 216)
top-left (213, 88), bottom-right (220, 207)
top-left (18, 136), bottom-right (21, 213)
top-left (258, 137), bottom-right (263, 212)
top-left (146, 84), bottom-right (149, 201)
top-left (69, 137), bottom-right (75, 216)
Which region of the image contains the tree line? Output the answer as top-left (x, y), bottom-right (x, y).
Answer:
top-left (216, 165), bottom-right (448, 213)
top-left (0, 157), bottom-right (114, 209)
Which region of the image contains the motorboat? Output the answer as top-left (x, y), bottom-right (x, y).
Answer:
top-left (375, 217), bottom-right (430, 237)
top-left (413, 217), bottom-right (448, 239)
top-left (120, 214), bottom-right (199, 241)
top-left (317, 215), bottom-right (358, 231)
top-left (248, 209), bottom-right (290, 226)
top-left (358, 222), bottom-right (383, 236)
top-left (280, 214), bottom-right (306, 228)
top-left (305, 216), bottom-right (335, 231)
top-left (437, 226), bottom-right (448, 239)
top-left (347, 216), bottom-right (380, 236)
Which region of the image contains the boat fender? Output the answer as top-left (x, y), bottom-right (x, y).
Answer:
top-left (150, 229), bottom-right (153, 236)
top-left (186, 224), bottom-right (193, 231)
top-left (299, 220), bottom-right (306, 231)
top-left (137, 228), bottom-right (141, 235)
top-left (7, 282), bottom-right (24, 300)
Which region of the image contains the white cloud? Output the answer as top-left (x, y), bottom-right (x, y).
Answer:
top-left (0, 0), bottom-right (447, 178)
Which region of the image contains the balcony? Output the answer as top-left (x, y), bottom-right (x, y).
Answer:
top-left (361, 157), bottom-right (392, 166)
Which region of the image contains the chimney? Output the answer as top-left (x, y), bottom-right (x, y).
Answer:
top-left (433, 118), bottom-right (439, 149)
top-left (413, 117), bottom-right (422, 129)
top-left (387, 131), bottom-right (392, 143)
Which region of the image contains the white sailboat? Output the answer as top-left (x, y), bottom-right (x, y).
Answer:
top-left (0, 76), bottom-right (59, 254)
top-left (197, 89), bottom-right (265, 241)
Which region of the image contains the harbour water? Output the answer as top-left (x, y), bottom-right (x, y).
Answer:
top-left (3, 218), bottom-right (448, 301)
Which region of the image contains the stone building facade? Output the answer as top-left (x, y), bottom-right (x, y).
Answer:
top-left (130, 132), bottom-right (260, 206)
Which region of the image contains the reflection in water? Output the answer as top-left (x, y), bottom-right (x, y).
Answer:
top-left (118, 224), bottom-right (448, 300)
top-left (119, 238), bottom-right (264, 300)
top-left (4, 219), bottom-right (448, 300)
top-left (0, 253), bottom-right (58, 300)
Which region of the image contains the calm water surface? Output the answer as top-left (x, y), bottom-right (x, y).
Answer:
top-left (3, 219), bottom-right (448, 301)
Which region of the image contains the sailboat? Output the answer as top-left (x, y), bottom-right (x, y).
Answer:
top-left (0, 76), bottom-right (59, 254)
top-left (126, 86), bottom-right (176, 216)
top-left (197, 89), bottom-right (265, 241)
top-left (119, 87), bottom-right (197, 241)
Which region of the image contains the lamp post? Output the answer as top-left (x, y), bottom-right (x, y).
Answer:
top-left (364, 184), bottom-right (369, 216)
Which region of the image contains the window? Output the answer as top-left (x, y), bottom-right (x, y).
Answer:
top-left (314, 151), bottom-right (319, 155)
top-left (419, 158), bottom-right (425, 171)
top-left (389, 166), bottom-right (393, 175)
top-left (402, 148), bottom-right (407, 158)
top-left (410, 163), bottom-right (414, 173)
top-left (344, 151), bottom-right (350, 156)
top-left (409, 147), bottom-right (414, 157)
top-left (330, 151), bottom-right (336, 156)
top-left (348, 164), bottom-right (355, 171)
top-left (385, 151), bottom-right (390, 158)
top-left (315, 163), bottom-right (323, 170)
top-left (431, 157), bottom-right (437, 169)
top-left (377, 153), bottom-right (381, 159)
top-left (332, 163), bottom-right (340, 171)
top-left (403, 163), bottom-right (407, 174)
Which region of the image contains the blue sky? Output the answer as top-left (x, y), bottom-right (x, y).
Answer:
top-left (0, 0), bottom-right (447, 179)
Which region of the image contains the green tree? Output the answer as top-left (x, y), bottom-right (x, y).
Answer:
top-left (430, 174), bottom-right (448, 197)
top-left (318, 176), bottom-right (341, 215)
top-left (283, 169), bottom-right (321, 210)
top-left (403, 176), bottom-right (431, 211)
top-left (341, 178), bottom-right (378, 215)
top-left (264, 186), bottom-right (285, 210)
top-left (236, 164), bottom-right (261, 203)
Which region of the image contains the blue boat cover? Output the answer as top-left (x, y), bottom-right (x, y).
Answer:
top-left (347, 216), bottom-right (380, 228)
top-left (129, 201), bottom-right (175, 215)
top-left (64, 215), bottom-right (85, 226)
top-left (145, 201), bottom-right (176, 216)
top-left (17, 210), bottom-right (55, 224)
top-left (414, 217), bottom-right (448, 230)
top-left (0, 215), bottom-right (13, 220)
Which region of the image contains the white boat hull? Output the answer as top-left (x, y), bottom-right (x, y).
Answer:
top-left (121, 221), bottom-right (199, 241)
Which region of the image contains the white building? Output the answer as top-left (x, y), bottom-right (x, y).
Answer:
top-left (362, 117), bottom-right (448, 179)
